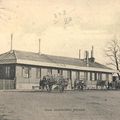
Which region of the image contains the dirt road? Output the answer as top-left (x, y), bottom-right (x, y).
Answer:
top-left (0, 90), bottom-right (119, 120)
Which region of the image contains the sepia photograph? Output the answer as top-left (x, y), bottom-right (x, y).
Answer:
top-left (0, 0), bottom-right (120, 120)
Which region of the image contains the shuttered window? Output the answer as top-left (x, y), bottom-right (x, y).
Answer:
top-left (22, 67), bottom-right (31, 78)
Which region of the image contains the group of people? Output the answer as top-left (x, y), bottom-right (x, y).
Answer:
top-left (74, 79), bottom-right (85, 90)
top-left (39, 74), bottom-right (68, 92)
top-left (39, 74), bottom-right (86, 92)
top-left (39, 74), bottom-right (120, 91)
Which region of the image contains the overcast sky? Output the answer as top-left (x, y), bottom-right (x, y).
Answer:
top-left (0, 0), bottom-right (120, 65)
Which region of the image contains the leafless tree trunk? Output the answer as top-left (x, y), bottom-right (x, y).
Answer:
top-left (105, 37), bottom-right (120, 79)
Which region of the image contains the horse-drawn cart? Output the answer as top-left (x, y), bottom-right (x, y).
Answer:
top-left (39, 75), bottom-right (68, 92)
top-left (74, 79), bottom-right (86, 91)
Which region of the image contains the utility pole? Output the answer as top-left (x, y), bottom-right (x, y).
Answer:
top-left (39, 39), bottom-right (41, 55)
top-left (11, 33), bottom-right (13, 51)
top-left (91, 46), bottom-right (94, 58)
top-left (79, 49), bottom-right (81, 59)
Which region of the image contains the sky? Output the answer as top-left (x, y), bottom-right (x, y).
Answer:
top-left (0, 0), bottom-right (120, 65)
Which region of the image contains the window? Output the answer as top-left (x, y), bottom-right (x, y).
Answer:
top-left (52, 69), bottom-right (58, 76)
top-left (106, 74), bottom-right (109, 81)
top-left (109, 74), bottom-right (112, 82)
top-left (22, 67), bottom-right (31, 78)
top-left (76, 71), bottom-right (79, 80)
top-left (102, 73), bottom-right (106, 81)
top-left (47, 68), bottom-right (52, 75)
top-left (87, 72), bottom-right (90, 81)
top-left (90, 72), bottom-right (95, 81)
top-left (58, 69), bottom-right (63, 75)
top-left (63, 70), bottom-right (67, 78)
top-left (80, 72), bottom-right (84, 80)
top-left (71, 71), bottom-right (77, 87)
top-left (5, 66), bottom-right (10, 78)
top-left (0, 65), bottom-right (15, 79)
top-left (67, 70), bottom-right (71, 79)
top-left (94, 73), bottom-right (98, 81)
top-left (92, 73), bottom-right (95, 81)
top-left (36, 68), bottom-right (41, 78)
top-left (98, 73), bottom-right (102, 80)
top-left (41, 68), bottom-right (48, 78)
top-left (72, 71), bottom-right (77, 80)
top-left (84, 72), bottom-right (88, 81)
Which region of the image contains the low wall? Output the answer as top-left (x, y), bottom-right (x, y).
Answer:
top-left (16, 83), bottom-right (39, 90)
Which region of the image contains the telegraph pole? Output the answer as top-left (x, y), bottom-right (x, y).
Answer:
top-left (11, 33), bottom-right (13, 51)
top-left (79, 49), bottom-right (81, 59)
top-left (39, 38), bottom-right (41, 54)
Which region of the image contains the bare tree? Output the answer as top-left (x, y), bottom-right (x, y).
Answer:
top-left (105, 36), bottom-right (120, 79)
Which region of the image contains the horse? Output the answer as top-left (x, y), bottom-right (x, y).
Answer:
top-left (115, 80), bottom-right (120, 89)
top-left (99, 80), bottom-right (120, 90)
top-left (39, 75), bottom-right (56, 92)
top-left (108, 80), bottom-right (120, 89)
top-left (54, 75), bottom-right (68, 92)
top-left (96, 80), bottom-right (108, 90)
top-left (74, 79), bottom-right (85, 91)
top-left (39, 75), bottom-right (67, 92)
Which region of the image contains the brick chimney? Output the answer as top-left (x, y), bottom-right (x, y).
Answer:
top-left (84, 50), bottom-right (89, 67)
top-left (79, 49), bottom-right (81, 59)
top-left (89, 46), bottom-right (95, 62)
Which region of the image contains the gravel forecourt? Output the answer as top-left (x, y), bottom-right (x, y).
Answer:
top-left (0, 90), bottom-right (119, 120)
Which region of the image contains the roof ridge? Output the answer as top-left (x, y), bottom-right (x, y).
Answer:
top-left (0, 51), bottom-right (10, 57)
top-left (0, 49), bottom-right (112, 70)
top-left (0, 50), bottom-right (17, 61)
top-left (41, 53), bottom-right (83, 61)
top-left (13, 49), bottom-right (39, 54)
top-left (12, 49), bottom-right (83, 60)
top-left (12, 50), bottom-right (17, 62)
top-left (0, 51), bottom-right (12, 59)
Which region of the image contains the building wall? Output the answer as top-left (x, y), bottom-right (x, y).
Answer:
top-left (15, 64), bottom-right (113, 90)
top-left (0, 64), bottom-right (15, 80)
top-left (0, 79), bottom-right (15, 90)
top-left (0, 64), bottom-right (16, 90)
top-left (16, 65), bottom-right (39, 89)
top-left (15, 65), bottom-right (72, 89)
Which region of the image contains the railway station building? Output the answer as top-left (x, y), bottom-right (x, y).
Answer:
top-left (0, 49), bottom-right (115, 90)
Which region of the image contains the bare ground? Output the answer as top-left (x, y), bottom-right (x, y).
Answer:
top-left (0, 90), bottom-right (120, 120)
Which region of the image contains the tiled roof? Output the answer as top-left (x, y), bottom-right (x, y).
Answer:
top-left (16, 50), bottom-right (112, 69)
top-left (0, 51), bottom-right (16, 60)
top-left (0, 51), bottom-right (16, 63)
top-left (0, 50), bottom-right (112, 70)
top-left (0, 50), bottom-right (110, 69)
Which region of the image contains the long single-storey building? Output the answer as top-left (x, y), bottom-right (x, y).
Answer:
top-left (0, 49), bottom-right (115, 90)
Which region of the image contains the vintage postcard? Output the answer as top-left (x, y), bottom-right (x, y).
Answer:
top-left (0, 0), bottom-right (120, 120)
